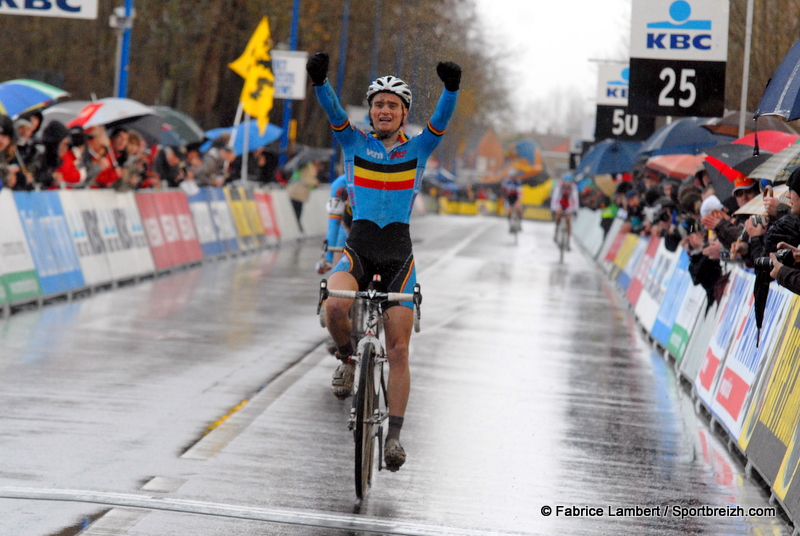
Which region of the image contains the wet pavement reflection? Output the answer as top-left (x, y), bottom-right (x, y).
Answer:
top-left (0, 215), bottom-right (790, 535)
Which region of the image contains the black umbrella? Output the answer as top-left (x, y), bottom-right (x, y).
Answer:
top-left (756, 37), bottom-right (800, 121)
top-left (108, 114), bottom-right (167, 147)
top-left (702, 143), bottom-right (773, 199)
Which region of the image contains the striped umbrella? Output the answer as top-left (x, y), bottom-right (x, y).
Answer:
top-left (749, 142), bottom-right (800, 184)
top-left (0, 79), bottom-right (69, 118)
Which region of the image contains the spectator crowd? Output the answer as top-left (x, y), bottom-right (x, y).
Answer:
top-left (583, 157), bottom-right (800, 305)
top-left (0, 111), bottom-right (288, 193)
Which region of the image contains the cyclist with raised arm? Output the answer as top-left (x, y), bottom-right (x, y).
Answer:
top-left (316, 173), bottom-right (352, 274)
top-left (307, 52), bottom-right (460, 471)
top-left (551, 172), bottom-right (579, 250)
top-left (501, 173), bottom-right (523, 227)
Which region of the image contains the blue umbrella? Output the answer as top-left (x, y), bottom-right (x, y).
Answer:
top-left (203, 119), bottom-right (283, 156)
top-left (638, 117), bottom-right (733, 156)
top-left (577, 139), bottom-right (642, 176)
top-left (0, 79), bottom-right (69, 118)
top-left (756, 37), bottom-right (800, 121)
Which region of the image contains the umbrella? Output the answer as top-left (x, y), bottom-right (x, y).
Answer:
top-left (756, 37), bottom-right (800, 121)
top-left (638, 116), bottom-right (733, 156)
top-left (704, 144), bottom-right (773, 181)
top-left (67, 98), bottom-right (156, 129)
top-left (40, 99), bottom-right (90, 130)
top-left (645, 153), bottom-right (705, 179)
top-left (283, 144), bottom-right (335, 173)
top-left (701, 111), bottom-right (798, 137)
top-left (749, 143), bottom-right (800, 183)
top-left (703, 144), bottom-right (773, 200)
top-left (106, 114), bottom-right (185, 147)
top-left (0, 79), bottom-right (69, 118)
top-left (153, 106), bottom-right (205, 143)
top-left (734, 185), bottom-right (790, 215)
top-left (203, 119), bottom-right (283, 157)
top-left (577, 139), bottom-right (641, 176)
top-left (732, 130), bottom-right (799, 153)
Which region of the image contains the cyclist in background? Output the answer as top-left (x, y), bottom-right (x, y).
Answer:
top-left (501, 173), bottom-right (523, 225)
top-left (551, 172), bottom-right (579, 250)
top-left (316, 173), bottom-right (352, 274)
top-left (307, 52), bottom-right (461, 471)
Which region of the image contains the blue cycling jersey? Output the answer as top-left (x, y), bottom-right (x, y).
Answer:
top-left (325, 174), bottom-right (349, 263)
top-left (314, 81), bottom-right (458, 229)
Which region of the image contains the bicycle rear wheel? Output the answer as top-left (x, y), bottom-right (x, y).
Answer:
top-left (354, 342), bottom-right (377, 499)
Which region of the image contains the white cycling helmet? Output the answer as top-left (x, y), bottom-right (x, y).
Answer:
top-left (366, 76), bottom-right (412, 110)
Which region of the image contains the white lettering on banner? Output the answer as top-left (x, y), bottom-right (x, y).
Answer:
top-left (366, 149), bottom-right (384, 160)
top-left (0, 0), bottom-right (98, 19)
top-left (177, 214), bottom-right (197, 242)
top-left (188, 204), bottom-right (214, 242)
top-left (718, 377), bottom-right (732, 399)
top-left (210, 202), bottom-right (236, 240)
top-left (257, 204), bottom-right (273, 234)
top-left (143, 218), bottom-right (164, 247)
top-left (9, 279), bottom-right (38, 294)
top-left (159, 215), bottom-right (180, 243)
top-left (714, 276), bottom-right (748, 347)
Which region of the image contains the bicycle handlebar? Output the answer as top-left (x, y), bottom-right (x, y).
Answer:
top-left (326, 288), bottom-right (416, 303)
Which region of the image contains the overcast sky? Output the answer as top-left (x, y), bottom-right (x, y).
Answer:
top-left (472, 0), bottom-right (633, 133)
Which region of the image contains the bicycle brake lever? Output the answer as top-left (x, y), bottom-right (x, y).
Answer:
top-left (317, 279), bottom-right (328, 314)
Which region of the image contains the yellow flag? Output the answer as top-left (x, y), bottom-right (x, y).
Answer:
top-left (230, 17), bottom-right (275, 135)
top-left (229, 17), bottom-right (270, 79)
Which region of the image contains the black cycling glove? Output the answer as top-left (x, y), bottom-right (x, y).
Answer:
top-left (436, 61), bottom-right (462, 92)
top-left (306, 52), bottom-right (330, 86)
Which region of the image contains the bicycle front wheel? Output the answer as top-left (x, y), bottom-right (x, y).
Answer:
top-left (354, 342), bottom-right (377, 499)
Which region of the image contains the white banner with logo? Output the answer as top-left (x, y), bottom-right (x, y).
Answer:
top-left (0, 0), bottom-right (98, 20)
top-left (272, 50), bottom-right (309, 100)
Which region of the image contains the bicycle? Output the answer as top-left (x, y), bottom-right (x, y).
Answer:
top-left (554, 215), bottom-right (568, 264)
top-left (509, 208), bottom-right (522, 245)
top-left (317, 276), bottom-right (421, 499)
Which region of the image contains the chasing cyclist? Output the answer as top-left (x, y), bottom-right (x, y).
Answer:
top-left (316, 173), bottom-right (352, 274)
top-left (501, 173), bottom-right (523, 228)
top-left (307, 52), bottom-right (460, 472)
top-left (550, 172), bottom-right (579, 250)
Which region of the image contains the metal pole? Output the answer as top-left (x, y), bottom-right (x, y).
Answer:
top-left (738, 0), bottom-right (755, 138)
top-left (117, 0), bottom-right (133, 98)
top-left (370, 0), bottom-right (381, 82)
top-left (279, 0), bottom-right (301, 167)
top-left (329, 0), bottom-right (350, 182)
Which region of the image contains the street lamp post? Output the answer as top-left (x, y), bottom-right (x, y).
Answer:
top-left (111, 0), bottom-right (134, 98)
top-left (279, 0), bottom-right (301, 167)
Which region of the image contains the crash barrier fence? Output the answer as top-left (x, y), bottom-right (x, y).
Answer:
top-left (0, 185), bottom-right (331, 315)
top-left (573, 207), bottom-right (800, 527)
top-left (435, 180), bottom-right (555, 221)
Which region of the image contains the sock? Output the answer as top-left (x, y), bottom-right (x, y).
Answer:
top-left (336, 341), bottom-right (354, 361)
top-left (387, 416), bottom-right (404, 442)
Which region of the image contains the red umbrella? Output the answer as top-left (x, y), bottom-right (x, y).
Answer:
top-left (732, 130), bottom-right (800, 153)
top-left (645, 154), bottom-right (705, 179)
top-left (703, 144), bottom-right (773, 183)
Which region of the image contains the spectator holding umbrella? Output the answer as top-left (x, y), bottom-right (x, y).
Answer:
top-left (194, 134), bottom-right (235, 187)
top-left (56, 126), bottom-right (88, 187)
top-left (81, 125), bottom-right (122, 188)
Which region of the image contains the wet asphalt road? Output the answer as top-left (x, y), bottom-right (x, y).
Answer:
top-left (0, 214), bottom-right (791, 535)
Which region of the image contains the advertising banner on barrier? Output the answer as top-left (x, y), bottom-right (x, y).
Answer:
top-left (254, 190), bottom-right (281, 241)
top-left (167, 191), bottom-right (204, 263)
top-left (89, 190), bottom-right (143, 281)
top-left (115, 192), bottom-right (155, 275)
top-left (14, 191), bottom-right (84, 296)
top-left (58, 190), bottom-right (113, 287)
top-left (205, 188), bottom-right (240, 253)
top-left (740, 295), bottom-right (800, 486)
top-left (654, 250), bottom-right (698, 354)
top-left (617, 236), bottom-right (645, 292)
top-left (627, 236), bottom-right (658, 306)
top-left (242, 188), bottom-right (267, 248)
top-left (136, 193), bottom-right (177, 270)
top-left (635, 241), bottom-right (680, 333)
top-left (695, 270), bottom-right (752, 406)
top-left (0, 190), bottom-right (41, 304)
top-left (186, 189), bottom-right (224, 257)
top-left (711, 284), bottom-right (792, 439)
top-left (224, 187), bottom-right (255, 250)
top-left (678, 296), bottom-right (716, 382)
top-left (598, 218), bottom-right (624, 265)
